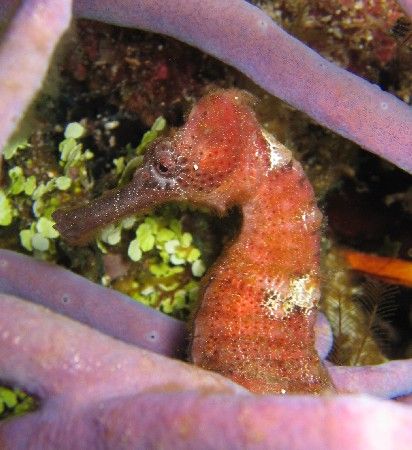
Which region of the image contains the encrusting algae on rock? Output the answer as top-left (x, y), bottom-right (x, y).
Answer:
top-left (53, 89), bottom-right (335, 394)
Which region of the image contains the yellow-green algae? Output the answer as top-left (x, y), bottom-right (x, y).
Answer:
top-left (0, 386), bottom-right (37, 420)
top-left (0, 118), bottom-right (208, 320)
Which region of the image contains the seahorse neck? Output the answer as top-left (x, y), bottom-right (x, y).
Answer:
top-left (228, 162), bottom-right (322, 278)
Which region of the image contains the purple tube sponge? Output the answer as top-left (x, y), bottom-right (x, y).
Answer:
top-left (0, 295), bottom-right (244, 400)
top-left (329, 360), bottom-right (412, 399)
top-left (1, 295), bottom-right (412, 450)
top-left (398, 0), bottom-right (412, 16)
top-left (0, 249), bottom-right (187, 358)
top-left (0, 0), bottom-right (72, 155)
top-left (1, 392), bottom-right (412, 449)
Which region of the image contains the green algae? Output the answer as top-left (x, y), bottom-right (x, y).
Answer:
top-left (0, 386), bottom-right (37, 420)
top-left (0, 117), bottom-right (210, 321)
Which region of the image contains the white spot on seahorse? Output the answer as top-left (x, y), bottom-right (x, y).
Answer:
top-left (261, 129), bottom-right (292, 171)
top-left (262, 273), bottom-right (320, 319)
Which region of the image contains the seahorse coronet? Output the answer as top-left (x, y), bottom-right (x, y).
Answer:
top-left (261, 128), bottom-right (293, 171)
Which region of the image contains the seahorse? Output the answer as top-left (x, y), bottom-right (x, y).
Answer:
top-left (53, 89), bottom-right (335, 394)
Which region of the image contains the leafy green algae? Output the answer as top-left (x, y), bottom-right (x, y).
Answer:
top-left (0, 118), bottom-right (210, 320)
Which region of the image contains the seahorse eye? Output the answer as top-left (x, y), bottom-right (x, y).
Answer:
top-left (157, 161), bottom-right (169, 174)
top-left (152, 140), bottom-right (177, 178)
top-left (154, 152), bottom-right (176, 177)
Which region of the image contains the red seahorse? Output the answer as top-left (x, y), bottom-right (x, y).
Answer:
top-left (53, 89), bottom-right (335, 394)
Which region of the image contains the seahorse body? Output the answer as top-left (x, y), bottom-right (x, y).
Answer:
top-left (53, 89), bottom-right (335, 394)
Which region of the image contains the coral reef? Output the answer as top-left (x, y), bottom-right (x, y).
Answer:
top-left (255, 0), bottom-right (407, 80)
top-left (0, 0), bottom-right (411, 447)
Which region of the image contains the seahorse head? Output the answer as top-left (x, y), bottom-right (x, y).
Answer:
top-left (136, 89), bottom-right (268, 212)
top-left (53, 89), bottom-right (291, 244)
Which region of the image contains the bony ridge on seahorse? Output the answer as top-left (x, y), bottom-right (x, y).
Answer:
top-left (53, 89), bottom-right (335, 394)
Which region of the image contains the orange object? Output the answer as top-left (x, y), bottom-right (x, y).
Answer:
top-left (343, 249), bottom-right (412, 288)
top-left (54, 90), bottom-right (334, 394)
